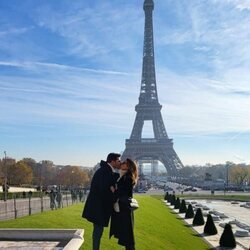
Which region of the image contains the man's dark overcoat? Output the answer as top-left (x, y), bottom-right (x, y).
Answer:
top-left (82, 160), bottom-right (118, 227)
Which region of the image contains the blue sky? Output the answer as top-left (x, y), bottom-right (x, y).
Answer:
top-left (0, 0), bottom-right (250, 167)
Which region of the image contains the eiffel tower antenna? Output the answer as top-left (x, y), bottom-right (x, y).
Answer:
top-left (122, 0), bottom-right (184, 176)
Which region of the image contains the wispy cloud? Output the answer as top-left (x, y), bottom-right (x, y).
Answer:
top-left (30, 1), bottom-right (143, 65)
top-left (0, 27), bottom-right (32, 37)
top-left (1, 0), bottom-right (250, 165)
top-left (213, 0), bottom-right (250, 10)
top-left (0, 60), bottom-right (130, 75)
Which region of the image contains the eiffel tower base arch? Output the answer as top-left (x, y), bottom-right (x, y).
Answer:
top-left (122, 139), bottom-right (183, 177)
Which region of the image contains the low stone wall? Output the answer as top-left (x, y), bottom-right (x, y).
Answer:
top-left (0, 229), bottom-right (84, 250)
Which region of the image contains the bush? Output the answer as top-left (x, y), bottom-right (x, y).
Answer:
top-left (179, 199), bottom-right (187, 213)
top-left (164, 192), bottom-right (169, 200)
top-left (204, 214), bottom-right (217, 235)
top-left (219, 223), bottom-right (236, 248)
top-left (185, 204), bottom-right (194, 219)
top-left (170, 195), bottom-right (176, 206)
top-left (167, 194), bottom-right (172, 203)
top-left (193, 208), bottom-right (204, 226)
top-left (174, 197), bottom-right (181, 209)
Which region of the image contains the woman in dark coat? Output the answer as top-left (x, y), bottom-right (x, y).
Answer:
top-left (110, 158), bottom-right (138, 250)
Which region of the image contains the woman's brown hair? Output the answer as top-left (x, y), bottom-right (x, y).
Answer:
top-left (126, 158), bottom-right (138, 185)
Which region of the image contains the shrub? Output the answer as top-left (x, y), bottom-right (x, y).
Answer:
top-left (164, 192), bottom-right (169, 201)
top-left (193, 208), bottom-right (204, 226)
top-left (179, 199), bottom-right (187, 213)
top-left (185, 204), bottom-right (194, 219)
top-left (204, 214), bottom-right (217, 235)
top-left (170, 195), bottom-right (176, 206)
top-left (219, 223), bottom-right (236, 248)
top-left (174, 197), bottom-right (180, 209)
top-left (167, 194), bottom-right (172, 203)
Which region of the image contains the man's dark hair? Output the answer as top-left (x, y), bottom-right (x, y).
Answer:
top-left (106, 153), bottom-right (121, 163)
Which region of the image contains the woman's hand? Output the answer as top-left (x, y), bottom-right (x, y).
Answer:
top-left (110, 186), bottom-right (115, 193)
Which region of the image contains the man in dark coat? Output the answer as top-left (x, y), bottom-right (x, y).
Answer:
top-left (82, 153), bottom-right (121, 250)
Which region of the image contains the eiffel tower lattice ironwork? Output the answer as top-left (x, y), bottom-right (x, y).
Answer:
top-left (122, 0), bottom-right (184, 176)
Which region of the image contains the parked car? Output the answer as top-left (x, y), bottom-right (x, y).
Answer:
top-left (164, 186), bottom-right (173, 191)
top-left (137, 189), bottom-right (147, 193)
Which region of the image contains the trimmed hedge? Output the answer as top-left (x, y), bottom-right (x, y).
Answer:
top-left (164, 192), bottom-right (169, 201)
top-left (174, 197), bottom-right (181, 209)
top-left (170, 195), bottom-right (176, 206)
top-left (219, 223), bottom-right (236, 248)
top-left (204, 214), bottom-right (217, 235)
top-left (185, 204), bottom-right (194, 219)
top-left (193, 208), bottom-right (204, 226)
top-left (167, 194), bottom-right (172, 203)
top-left (179, 199), bottom-right (187, 213)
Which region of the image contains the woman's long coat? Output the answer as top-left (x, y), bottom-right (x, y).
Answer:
top-left (110, 174), bottom-right (135, 246)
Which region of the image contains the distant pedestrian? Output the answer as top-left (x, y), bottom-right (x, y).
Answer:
top-left (49, 190), bottom-right (56, 210)
top-left (71, 190), bottom-right (77, 203)
top-left (79, 190), bottom-right (83, 202)
top-left (56, 191), bottom-right (63, 208)
top-left (82, 153), bottom-right (121, 250)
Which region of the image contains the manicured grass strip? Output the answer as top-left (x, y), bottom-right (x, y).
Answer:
top-left (134, 196), bottom-right (210, 250)
top-left (0, 196), bottom-right (210, 250)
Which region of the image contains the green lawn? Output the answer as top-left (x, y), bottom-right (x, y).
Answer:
top-left (0, 196), bottom-right (210, 250)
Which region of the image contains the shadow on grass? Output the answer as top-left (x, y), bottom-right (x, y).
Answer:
top-left (191, 232), bottom-right (205, 238)
top-left (208, 246), bottom-right (220, 250)
top-left (170, 211), bottom-right (179, 214)
top-left (176, 217), bottom-right (184, 220)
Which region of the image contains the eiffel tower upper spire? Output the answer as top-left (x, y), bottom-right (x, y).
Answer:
top-left (139, 0), bottom-right (158, 106)
top-left (144, 0), bottom-right (154, 10)
top-left (121, 0), bottom-right (184, 176)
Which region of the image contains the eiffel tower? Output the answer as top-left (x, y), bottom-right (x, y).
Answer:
top-left (122, 0), bottom-right (184, 176)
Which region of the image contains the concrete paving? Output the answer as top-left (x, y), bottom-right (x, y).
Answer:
top-left (164, 200), bottom-right (250, 250)
top-left (0, 229), bottom-right (84, 250)
top-left (0, 241), bottom-right (62, 250)
top-left (0, 187), bottom-right (37, 193)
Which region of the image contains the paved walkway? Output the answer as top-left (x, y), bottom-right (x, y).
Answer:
top-left (165, 200), bottom-right (250, 250)
top-left (0, 187), bottom-right (37, 193)
top-left (0, 241), bottom-right (63, 250)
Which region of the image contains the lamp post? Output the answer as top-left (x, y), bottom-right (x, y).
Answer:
top-left (57, 167), bottom-right (62, 191)
top-left (225, 162), bottom-right (231, 193)
top-left (3, 151), bottom-right (7, 202)
top-left (71, 170), bottom-right (74, 191)
top-left (226, 164), bottom-right (229, 192)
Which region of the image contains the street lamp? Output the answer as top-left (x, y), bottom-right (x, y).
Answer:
top-left (39, 161), bottom-right (44, 192)
top-left (71, 170), bottom-right (74, 190)
top-left (57, 167), bottom-right (62, 191)
top-left (225, 162), bottom-right (231, 193)
top-left (3, 151), bottom-right (7, 202)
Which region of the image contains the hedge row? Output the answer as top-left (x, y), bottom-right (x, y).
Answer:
top-left (164, 193), bottom-right (236, 248)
